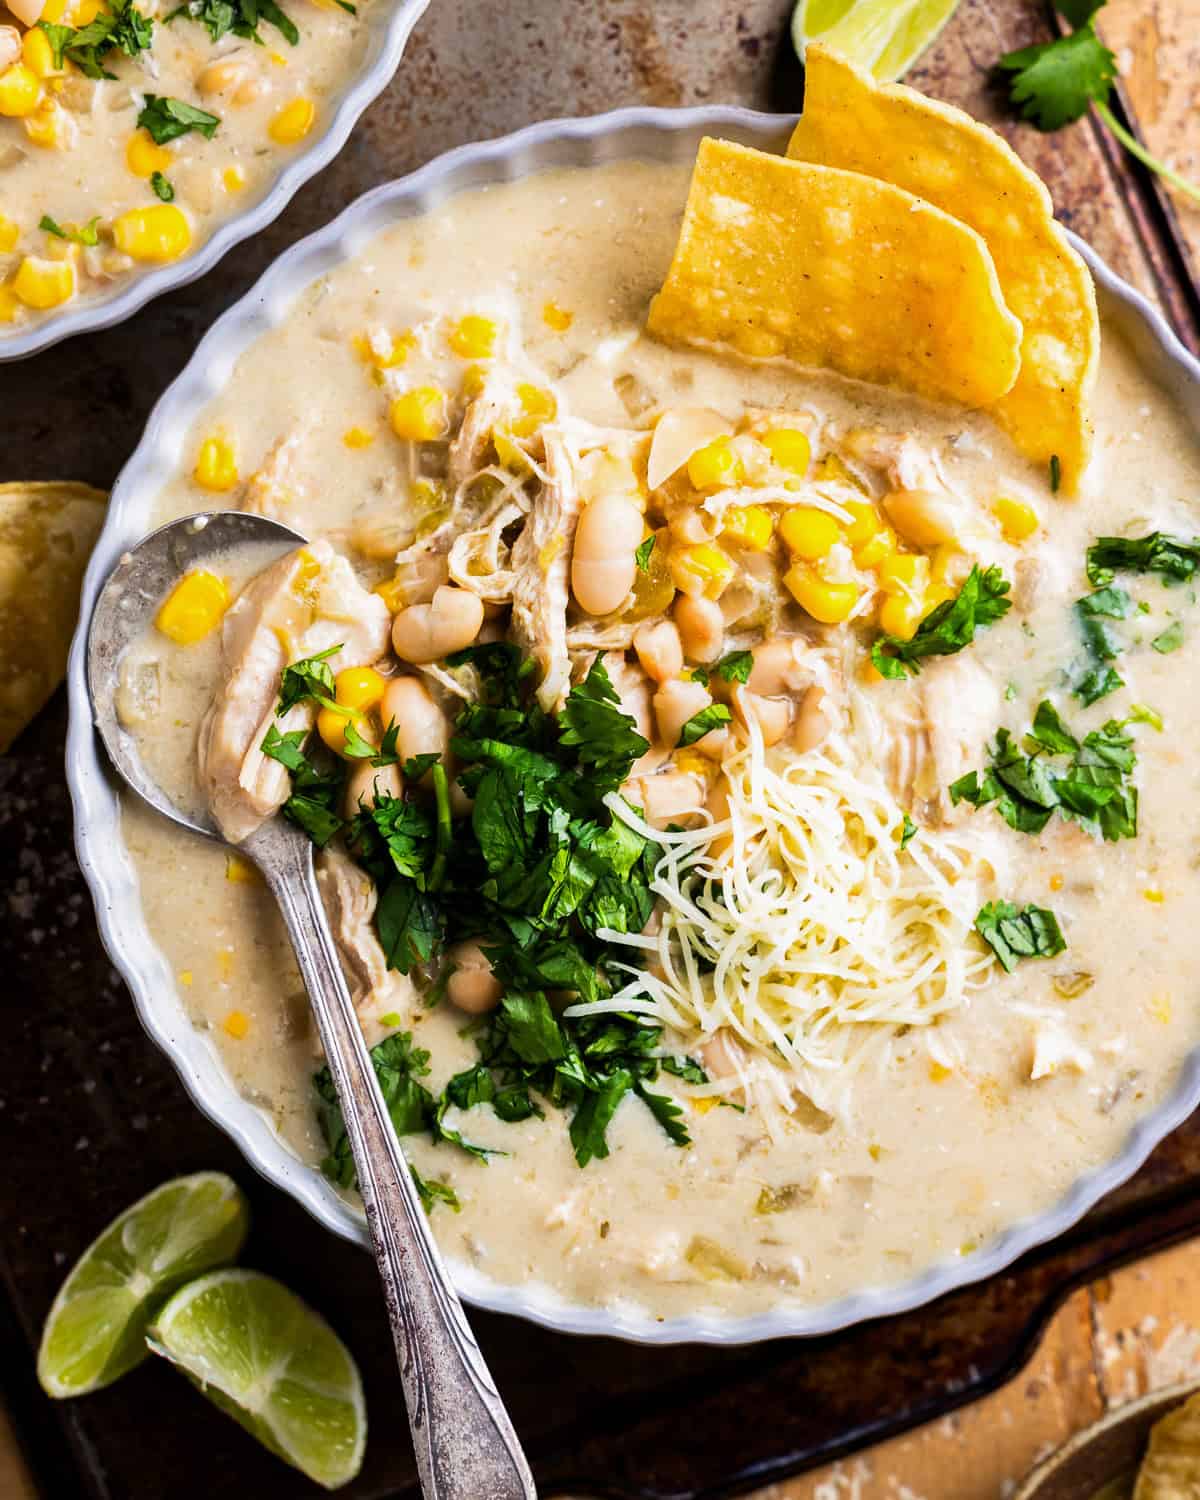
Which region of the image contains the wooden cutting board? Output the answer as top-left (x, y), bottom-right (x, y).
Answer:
top-left (1, 3), bottom-right (1198, 1499)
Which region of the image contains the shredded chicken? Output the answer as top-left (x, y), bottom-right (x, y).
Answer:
top-left (508, 431), bottom-right (581, 711)
top-left (447, 387), bottom-right (512, 491)
top-left (316, 845), bottom-right (415, 1014)
top-left (920, 655), bottom-right (1001, 823)
top-left (198, 541), bottom-right (390, 842)
top-left (242, 431), bottom-right (302, 520)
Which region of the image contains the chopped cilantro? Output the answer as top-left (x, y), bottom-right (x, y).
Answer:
top-left (1087, 532), bottom-right (1200, 587)
top-left (166, 0), bottom-right (299, 45)
top-left (138, 95), bottom-right (221, 145)
top-left (871, 564), bottom-right (1012, 680)
top-left (277, 643), bottom-right (340, 712)
top-left (39, 214), bottom-right (99, 246)
top-left (951, 700), bottom-right (1140, 843)
top-left (899, 813), bottom-right (918, 850)
top-left (1152, 619), bottom-right (1185, 653)
top-left (150, 171), bottom-right (175, 203)
top-left (677, 702), bottom-right (733, 748)
top-left (1049, 453), bottom-right (1062, 492)
top-left (410, 1167), bottom-right (460, 1215)
top-left (1127, 702), bottom-right (1163, 731)
top-left (714, 649), bottom-right (754, 684)
top-left (975, 901), bottom-right (1067, 973)
top-left (39, 0), bottom-right (153, 77)
top-left (556, 655), bottom-right (651, 791)
top-left (634, 535), bottom-right (655, 573)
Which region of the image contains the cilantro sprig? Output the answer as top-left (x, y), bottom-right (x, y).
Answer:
top-left (166, 0), bottom-right (299, 46)
top-left (38, 0), bottom-right (153, 78)
top-left (871, 564), bottom-right (1012, 680)
top-left (975, 900), bottom-right (1067, 973)
top-left (998, 0), bottom-right (1200, 206)
top-left (137, 95), bottom-right (221, 145)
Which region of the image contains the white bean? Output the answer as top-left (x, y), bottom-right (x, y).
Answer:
top-left (731, 686), bottom-right (791, 747)
top-left (637, 770), bottom-right (705, 829)
top-left (633, 619), bottom-right (683, 684)
top-left (379, 675), bottom-right (450, 762)
top-left (342, 761), bottom-right (402, 818)
top-left (571, 493), bottom-right (644, 616)
top-left (4, 0), bottom-right (43, 26)
top-left (673, 594), bottom-right (724, 664)
top-left (748, 638), bottom-right (813, 698)
top-left (653, 677), bottom-right (717, 752)
top-left (881, 488), bottom-right (959, 548)
top-left (445, 940), bottom-right (502, 1015)
top-left (793, 685), bottom-right (832, 753)
top-left (391, 585), bottom-right (483, 664)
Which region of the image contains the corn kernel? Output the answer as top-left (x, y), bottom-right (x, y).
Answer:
top-left (783, 566), bottom-right (860, 624)
top-left (222, 1009), bottom-right (250, 1039)
top-left (761, 427), bottom-right (811, 476)
top-left (510, 382), bottom-right (557, 438)
top-left (877, 591), bottom-right (925, 641)
top-left (21, 28), bottom-right (57, 78)
top-left (193, 435), bottom-right (238, 493)
top-left (335, 665), bottom-right (385, 712)
top-left (721, 504), bottom-right (773, 552)
top-left (317, 705), bottom-right (372, 759)
top-left (343, 426), bottom-right (375, 449)
top-left (843, 500), bottom-right (881, 549)
top-left (669, 542), bottom-right (735, 599)
top-left (779, 506), bottom-right (841, 561)
top-left (687, 435), bottom-right (742, 492)
top-left (269, 50), bottom-right (287, 65)
top-left (853, 525), bottom-right (897, 570)
top-left (1049, 873), bottom-right (1064, 892)
top-left (353, 329), bottom-right (413, 369)
top-left (155, 569), bottom-right (230, 644)
top-left (0, 215), bottom-right (18, 253)
top-left (0, 64), bottom-right (41, 117)
top-left (1149, 993), bottom-right (1171, 1025)
top-left (23, 98), bottom-right (72, 148)
top-left (389, 385), bottom-right (447, 442)
top-left (0, 284), bottom-right (20, 324)
top-left (373, 574), bottom-right (406, 613)
top-left (448, 313), bottom-right (498, 360)
top-left (268, 96), bottom-right (315, 145)
top-left (492, 425), bottom-right (531, 474)
top-left (71, 0), bottom-right (104, 23)
top-left (41, 0), bottom-right (68, 19)
top-left (993, 495), bottom-right (1039, 543)
top-left (113, 204), bottom-right (191, 263)
top-left (877, 552), bottom-right (930, 599)
top-left (178, 969), bottom-right (193, 987)
top-left (225, 853), bottom-right (260, 884)
top-left (223, 164), bottom-right (246, 192)
top-left (12, 253), bottom-right (74, 309)
top-left (928, 1061), bottom-right (952, 1083)
top-left (126, 128), bottom-right (172, 178)
top-left (542, 299), bottom-right (573, 332)
top-left (1143, 887), bottom-right (1165, 904)
top-left (461, 363), bottom-right (487, 399)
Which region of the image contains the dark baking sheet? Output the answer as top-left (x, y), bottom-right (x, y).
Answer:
top-left (3, 2), bottom-right (1200, 1498)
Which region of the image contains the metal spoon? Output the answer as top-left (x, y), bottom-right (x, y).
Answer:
top-left (87, 510), bottom-right (537, 1500)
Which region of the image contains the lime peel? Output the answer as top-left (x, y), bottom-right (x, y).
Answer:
top-left (37, 1171), bottom-right (249, 1399)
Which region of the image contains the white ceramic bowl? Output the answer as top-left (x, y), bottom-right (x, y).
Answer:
top-left (66, 106), bottom-right (1200, 1345)
top-left (0, 0), bottom-right (431, 361)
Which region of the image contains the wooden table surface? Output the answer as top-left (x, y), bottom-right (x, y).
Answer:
top-left (3, 1), bottom-right (1199, 1496)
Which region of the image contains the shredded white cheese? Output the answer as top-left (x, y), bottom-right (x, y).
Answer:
top-left (575, 708), bottom-right (1006, 1120)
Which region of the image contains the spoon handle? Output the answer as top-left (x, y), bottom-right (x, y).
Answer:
top-left (247, 818), bottom-right (537, 1500)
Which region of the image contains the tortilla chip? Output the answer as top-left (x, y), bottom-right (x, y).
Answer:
top-left (787, 45), bottom-right (1099, 491)
top-left (0, 481), bottom-right (107, 752)
top-left (1134, 1391), bottom-right (1200, 1500)
top-left (647, 138), bottom-right (1022, 412)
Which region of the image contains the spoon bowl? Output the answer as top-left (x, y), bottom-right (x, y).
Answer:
top-left (85, 513), bottom-right (537, 1500)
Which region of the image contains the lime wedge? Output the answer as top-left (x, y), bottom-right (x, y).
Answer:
top-left (792, 0), bottom-right (961, 81)
top-left (147, 1270), bottom-right (366, 1491)
top-left (38, 1172), bottom-right (249, 1398)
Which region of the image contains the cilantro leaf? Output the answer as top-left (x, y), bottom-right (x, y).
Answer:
top-left (1153, 620), bottom-right (1185, 653)
top-left (277, 643), bottom-right (340, 712)
top-left (899, 812), bottom-right (918, 850)
top-left (677, 702), bottom-right (732, 748)
top-left (410, 1167), bottom-right (460, 1215)
top-left (557, 656), bottom-right (649, 790)
top-left (1074, 664), bottom-right (1124, 706)
top-left (569, 1068), bottom-right (633, 1166)
top-left (975, 901), bottom-right (1067, 973)
top-left (39, 214), bottom-right (100, 246)
top-left (998, 25), bottom-right (1116, 132)
top-left (150, 171), bottom-right (175, 203)
top-left (314, 1031), bottom-right (436, 1189)
top-left (634, 535), bottom-right (655, 573)
top-left (871, 564), bottom-right (1011, 679)
top-left (634, 1080), bottom-right (690, 1148)
top-left (660, 1055), bottom-right (708, 1085)
top-left (1087, 533), bottom-right (1200, 586)
top-left (281, 793), bottom-right (342, 846)
top-left (167, 0), bottom-right (298, 44)
top-left (714, 649), bottom-right (754, 684)
top-left (375, 877), bottom-right (442, 973)
top-left (138, 94), bottom-right (221, 144)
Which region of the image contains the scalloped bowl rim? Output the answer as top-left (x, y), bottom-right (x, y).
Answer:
top-left (0, 0), bottom-right (431, 361)
top-left (65, 104), bottom-right (1200, 1346)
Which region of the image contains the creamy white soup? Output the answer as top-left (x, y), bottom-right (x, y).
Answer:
top-left (115, 159), bottom-right (1200, 1320)
top-left (0, 0), bottom-right (373, 329)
